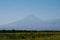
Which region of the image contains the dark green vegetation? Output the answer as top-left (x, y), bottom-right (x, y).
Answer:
top-left (0, 30), bottom-right (60, 40)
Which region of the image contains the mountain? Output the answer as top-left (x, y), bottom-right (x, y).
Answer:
top-left (0, 15), bottom-right (60, 30)
top-left (48, 19), bottom-right (60, 30)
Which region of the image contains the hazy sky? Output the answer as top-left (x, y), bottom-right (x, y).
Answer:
top-left (0, 0), bottom-right (60, 25)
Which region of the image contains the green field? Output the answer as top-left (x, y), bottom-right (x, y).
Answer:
top-left (0, 31), bottom-right (60, 40)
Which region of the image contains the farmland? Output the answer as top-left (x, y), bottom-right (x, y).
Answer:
top-left (0, 30), bottom-right (60, 40)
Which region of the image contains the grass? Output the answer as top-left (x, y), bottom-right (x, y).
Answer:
top-left (0, 30), bottom-right (60, 40)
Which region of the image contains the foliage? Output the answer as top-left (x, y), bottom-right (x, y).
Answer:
top-left (0, 31), bottom-right (60, 40)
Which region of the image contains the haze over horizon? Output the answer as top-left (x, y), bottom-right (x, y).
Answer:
top-left (0, 0), bottom-right (60, 25)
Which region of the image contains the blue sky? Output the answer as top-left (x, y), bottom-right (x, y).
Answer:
top-left (0, 0), bottom-right (60, 25)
